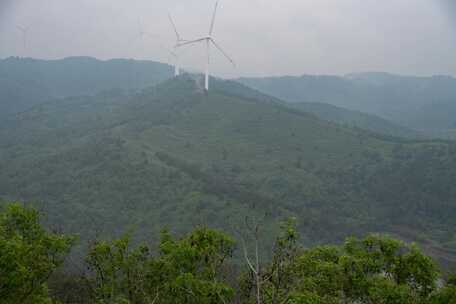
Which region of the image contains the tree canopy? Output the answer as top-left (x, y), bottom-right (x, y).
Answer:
top-left (0, 203), bottom-right (75, 303)
top-left (1, 202), bottom-right (456, 304)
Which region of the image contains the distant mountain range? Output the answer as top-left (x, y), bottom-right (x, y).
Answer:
top-left (286, 102), bottom-right (422, 139)
top-left (238, 72), bottom-right (456, 138)
top-left (1, 75), bottom-right (455, 266)
top-left (0, 56), bottom-right (173, 117)
top-left (1, 57), bottom-right (442, 140)
top-left (4, 57), bottom-right (455, 138)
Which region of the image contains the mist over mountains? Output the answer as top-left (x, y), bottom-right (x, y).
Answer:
top-left (4, 56), bottom-right (456, 139)
top-left (238, 73), bottom-right (456, 138)
top-left (0, 56), bottom-right (173, 117)
top-left (3, 0), bottom-right (456, 301)
top-left (4, 56), bottom-right (453, 138)
top-left (1, 58), bottom-right (456, 267)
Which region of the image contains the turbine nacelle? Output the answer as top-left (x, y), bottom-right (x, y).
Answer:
top-left (177, 37), bottom-right (235, 67)
top-left (174, 1), bottom-right (235, 91)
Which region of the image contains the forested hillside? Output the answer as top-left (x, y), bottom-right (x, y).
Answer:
top-left (238, 73), bottom-right (456, 138)
top-left (0, 75), bottom-right (455, 267)
top-left (0, 57), bottom-right (173, 117)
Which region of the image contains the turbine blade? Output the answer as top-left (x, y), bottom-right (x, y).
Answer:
top-left (177, 38), bottom-right (207, 47)
top-left (168, 13), bottom-right (181, 41)
top-left (210, 39), bottom-right (235, 66)
top-left (209, 1), bottom-right (219, 36)
top-left (16, 25), bottom-right (25, 32)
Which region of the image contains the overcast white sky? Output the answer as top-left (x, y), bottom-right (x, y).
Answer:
top-left (0, 0), bottom-right (455, 78)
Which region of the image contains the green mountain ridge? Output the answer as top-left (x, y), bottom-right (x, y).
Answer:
top-left (1, 75), bottom-right (455, 266)
top-left (2, 57), bottom-right (446, 140)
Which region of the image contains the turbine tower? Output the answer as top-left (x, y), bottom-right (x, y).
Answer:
top-left (177, 1), bottom-right (235, 91)
top-left (137, 18), bottom-right (147, 43)
top-left (163, 46), bottom-right (181, 76)
top-left (16, 25), bottom-right (29, 53)
top-left (168, 13), bottom-right (186, 77)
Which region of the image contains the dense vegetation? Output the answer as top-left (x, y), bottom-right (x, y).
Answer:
top-left (0, 76), bottom-right (455, 268)
top-left (1, 203), bottom-right (456, 303)
top-left (0, 203), bottom-right (75, 303)
top-left (238, 72), bottom-right (456, 138)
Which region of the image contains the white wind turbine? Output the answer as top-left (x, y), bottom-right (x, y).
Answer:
top-left (177, 1), bottom-right (235, 91)
top-left (168, 13), bottom-right (187, 77)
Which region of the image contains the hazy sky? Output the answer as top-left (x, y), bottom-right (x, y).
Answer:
top-left (0, 0), bottom-right (455, 78)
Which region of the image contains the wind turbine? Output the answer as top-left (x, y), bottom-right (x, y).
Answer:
top-left (168, 13), bottom-right (187, 77)
top-left (177, 1), bottom-right (235, 91)
top-left (16, 25), bottom-right (29, 53)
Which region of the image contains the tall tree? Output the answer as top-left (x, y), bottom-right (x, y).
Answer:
top-left (86, 227), bottom-right (235, 304)
top-left (0, 203), bottom-right (75, 304)
top-left (240, 218), bottom-right (301, 304)
top-left (290, 235), bottom-right (439, 303)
